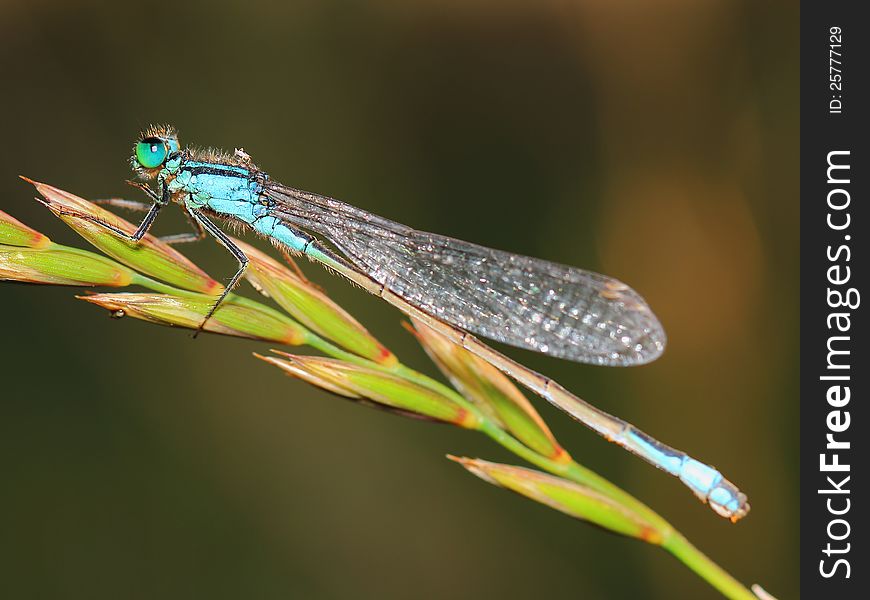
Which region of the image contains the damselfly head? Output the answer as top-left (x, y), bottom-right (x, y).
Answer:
top-left (131, 124), bottom-right (180, 179)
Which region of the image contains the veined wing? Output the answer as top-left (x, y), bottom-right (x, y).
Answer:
top-left (264, 183), bottom-right (666, 366)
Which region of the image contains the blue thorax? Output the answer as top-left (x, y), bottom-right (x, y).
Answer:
top-left (162, 155), bottom-right (266, 220)
top-left (159, 155), bottom-right (311, 252)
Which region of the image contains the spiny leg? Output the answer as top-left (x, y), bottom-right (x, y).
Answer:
top-left (122, 180), bottom-right (171, 241)
top-left (44, 200), bottom-right (163, 242)
top-left (190, 209), bottom-right (249, 336)
top-left (71, 179), bottom-right (169, 242)
top-left (128, 201), bottom-right (163, 241)
top-left (92, 198), bottom-right (153, 212)
top-left (95, 177), bottom-right (177, 214)
top-left (93, 187), bottom-right (204, 245)
top-left (157, 206), bottom-right (207, 245)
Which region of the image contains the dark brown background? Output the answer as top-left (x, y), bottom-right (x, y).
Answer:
top-left (0, 1), bottom-right (798, 598)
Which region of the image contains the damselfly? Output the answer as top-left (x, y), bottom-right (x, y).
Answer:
top-left (76, 125), bottom-right (748, 520)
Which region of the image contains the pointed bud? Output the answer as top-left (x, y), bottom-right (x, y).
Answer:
top-left (410, 320), bottom-right (568, 462)
top-left (0, 210), bottom-right (50, 248)
top-left (1, 245), bottom-right (134, 287)
top-left (79, 293), bottom-right (306, 344)
top-left (253, 353), bottom-right (365, 399)
top-left (258, 352), bottom-right (479, 428)
top-left (24, 178), bottom-right (220, 294)
top-left (450, 457), bottom-right (664, 544)
top-left (234, 238), bottom-right (396, 366)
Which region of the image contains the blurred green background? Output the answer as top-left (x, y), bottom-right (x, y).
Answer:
top-left (0, 1), bottom-right (798, 598)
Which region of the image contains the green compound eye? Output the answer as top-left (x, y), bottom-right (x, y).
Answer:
top-left (136, 138), bottom-right (168, 169)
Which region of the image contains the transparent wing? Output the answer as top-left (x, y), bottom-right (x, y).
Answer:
top-left (265, 184), bottom-right (666, 366)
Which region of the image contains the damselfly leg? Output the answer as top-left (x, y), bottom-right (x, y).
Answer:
top-left (188, 209), bottom-right (250, 336)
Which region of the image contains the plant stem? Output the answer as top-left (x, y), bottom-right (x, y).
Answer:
top-left (130, 274), bottom-right (756, 599)
top-left (302, 333), bottom-right (756, 599)
top-left (481, 420), bottom-right (755, 599)
top-left (664, 534), bottom-right (757, 600)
